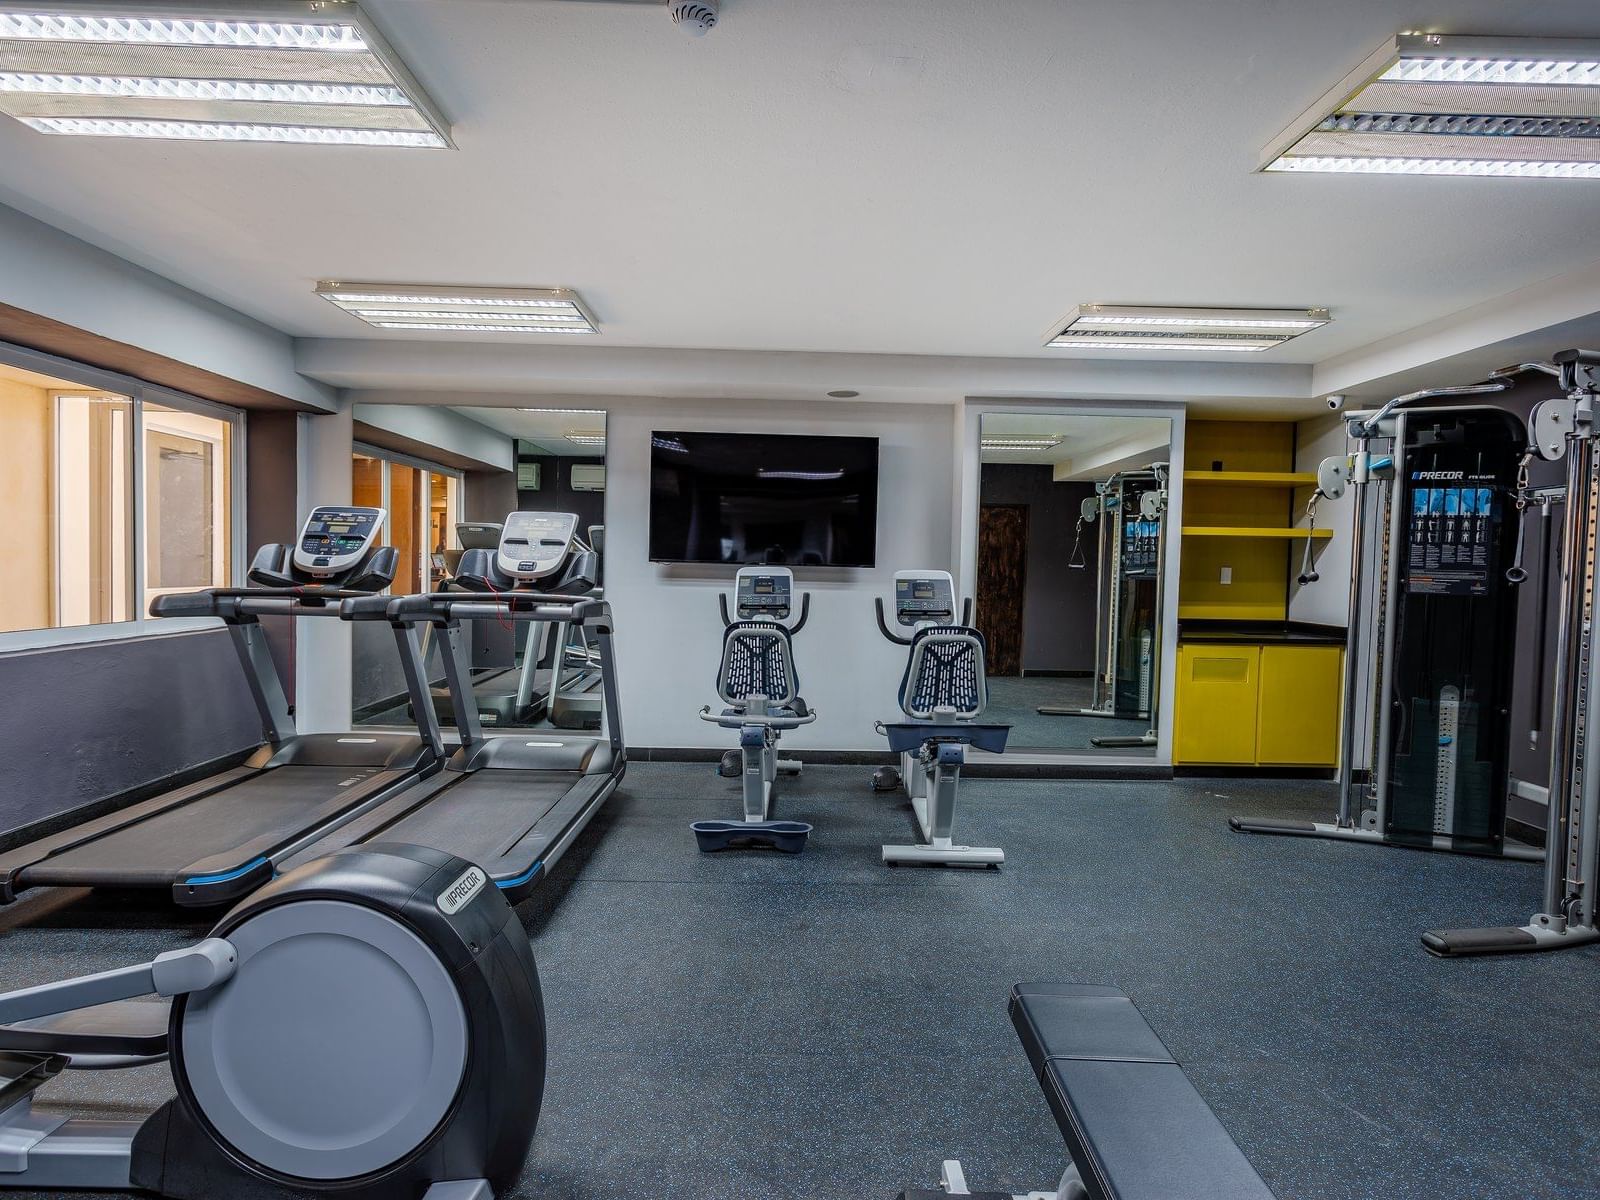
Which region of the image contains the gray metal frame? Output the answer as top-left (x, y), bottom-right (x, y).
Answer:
top-left (1424, 361), bottom-right (1600, 955)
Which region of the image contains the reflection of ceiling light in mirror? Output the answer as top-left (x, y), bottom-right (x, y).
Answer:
top-left (565, 431), bottom-right (606, 447)
top-left (518, 408), bottom-right (606, 414)
top-left (0, 5), bottom-right (450, 147)
top-left (757, 469), bottom-right (845, 480)
top-left (981, 436), bottom-right (1064, 450)
top-left (652, 436), bottom-right (688, 453)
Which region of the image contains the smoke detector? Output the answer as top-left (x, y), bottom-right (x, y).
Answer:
top-left (668, 0), bottom-right (718, 36)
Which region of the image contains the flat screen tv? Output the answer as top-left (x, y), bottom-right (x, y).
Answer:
top-left (649, 431), bottom-right (880, 566)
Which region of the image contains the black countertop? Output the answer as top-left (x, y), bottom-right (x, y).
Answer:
top-left (1178, 620), bottom-right (1346, 646)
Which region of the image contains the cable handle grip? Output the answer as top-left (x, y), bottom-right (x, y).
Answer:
top-left (875, 596), bottom-right (913, 645)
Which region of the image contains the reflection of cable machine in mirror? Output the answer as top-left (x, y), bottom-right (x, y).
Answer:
top-left (1039, 466), bottom-right (1168, 749)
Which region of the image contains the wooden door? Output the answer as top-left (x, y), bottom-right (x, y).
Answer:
top-left (977, 504), bottom-right (1028, 676)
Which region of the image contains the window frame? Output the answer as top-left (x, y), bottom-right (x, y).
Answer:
top-left (0, 343), bottom-right (247, 653)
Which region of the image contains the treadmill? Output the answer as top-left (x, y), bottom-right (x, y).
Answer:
top-left (421, 520), bottom-right (552, 728)
top-left (549, 524), bottom-right (605, 730)
top-left (286, 512), bottom-right (624, 901)
top-left (0, 506), bottom-right (439, 908)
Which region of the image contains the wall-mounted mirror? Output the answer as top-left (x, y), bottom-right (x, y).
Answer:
top-left (351, 406), bottom-right (606, 734)
top-left (976, 412), bottom-right (1172, 758)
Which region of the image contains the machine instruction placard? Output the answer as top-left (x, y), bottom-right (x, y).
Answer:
top-left (1406, 471), bottom-right (1496, 596)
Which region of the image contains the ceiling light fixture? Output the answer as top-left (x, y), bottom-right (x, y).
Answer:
top-left (1046, 305), bottom-right (1330, 352)
top-left (518, 408), bottom-right (606, 415)
top-left (1262, 33), bottom-right (1600, 178)
top-left (981, 437), bottom-right (1064, 451)
top-left (826, 389), bottom-right (860, 398)
top-left (317, 283), bottom-right (600, 335)
top-left (0, 2), bottom-right (451, 147)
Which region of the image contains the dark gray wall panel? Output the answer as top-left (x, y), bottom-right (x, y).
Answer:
top-left (980, 464), bottom-right (1098, 673)
top-left (0, 629), bottom-right (261, 837)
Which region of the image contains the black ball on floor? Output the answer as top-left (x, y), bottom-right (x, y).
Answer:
top-left (717, 750), bottom-right (741, 778)
top-left (871, 766), bottom-right (901, 792)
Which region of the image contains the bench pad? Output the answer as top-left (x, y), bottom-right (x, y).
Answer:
top-left (1009, 983), bottom-right (1275, 1200)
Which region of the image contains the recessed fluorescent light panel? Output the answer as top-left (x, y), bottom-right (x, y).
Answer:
top-left (317, 283), bottom-right (599, 335)
top-left (0, 1), bottom-right (450, 147)
top-left (1047, 305), bottom-right (1330, 353)
top-left (1263, 33), bottom-right (1600, 178)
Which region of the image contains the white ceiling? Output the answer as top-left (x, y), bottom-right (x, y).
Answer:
top-left (1, 0), bottom-right (1599, 401)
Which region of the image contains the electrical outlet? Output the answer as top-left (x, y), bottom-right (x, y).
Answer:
top-left (1220, 566), bottom-right (1233, 585)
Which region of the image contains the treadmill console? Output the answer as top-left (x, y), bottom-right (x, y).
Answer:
top-left (294, 507), bottom-right (386, 577)
top-left (456, 522), bottom-right (503, 551)
top-left (734, 566), bottom-right (793, 620)
top-left (496, 512), bottom-right (579, 582)
top-left (893, 570), bottom-right (956, 627)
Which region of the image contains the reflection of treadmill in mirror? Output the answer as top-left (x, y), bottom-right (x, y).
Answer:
top-left (424, 519), bottom-right (562, 727)
top-left (550, 524), bottom-right (606, 730)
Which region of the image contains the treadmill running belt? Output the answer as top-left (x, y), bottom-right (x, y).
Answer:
top-left (19, 766), bottom-right (390, 888)
top-left (373, 772), bottom-right (583, 858)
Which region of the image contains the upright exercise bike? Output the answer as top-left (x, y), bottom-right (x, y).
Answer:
top-left (692, 567), bottom-right (816, 853)
top-left (872, 570), bottom-right (1010, 867)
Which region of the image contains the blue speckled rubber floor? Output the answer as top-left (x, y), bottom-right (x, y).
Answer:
top-left (1, 764), bottom-right (1595, 1199)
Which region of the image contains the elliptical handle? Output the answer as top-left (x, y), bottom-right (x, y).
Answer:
top-left (718, 592), bottom-right (732, 628)
top-left (789, 592), bottom-right (811, 635)
top-left (875, 596), bottom-right (913, 645)
top-left (961, 597), bottom-right (974, 627)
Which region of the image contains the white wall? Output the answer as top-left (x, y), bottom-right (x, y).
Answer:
top-left (1287, 413), bottom-right (1354, 626)
top-left (602, 395), bottom-right (954, 751)
top-left (294, 404), bottom-right (356, 733)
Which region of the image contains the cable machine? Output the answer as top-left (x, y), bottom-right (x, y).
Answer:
top-left (1423, 349), bottom-right (1600, 955)
top-left (1040, 465), bottom-right (1169, 740)
top-left (1232, 363), bottom-right (1558, 857)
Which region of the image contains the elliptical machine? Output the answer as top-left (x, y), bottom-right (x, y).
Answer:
top-left (0, 845), bottom-right (545, 1200)
top-left (872, 570), bottom-right (1010, 867)
top-left (692, 567), bottom-right (816, 854)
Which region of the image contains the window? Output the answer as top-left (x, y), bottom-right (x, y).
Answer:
top-left (143, 402), bottom-right (233, 610)
top-left (0, 357), bottom-right (242, 639)
top-left (350, 446), bottom-right (460, 593)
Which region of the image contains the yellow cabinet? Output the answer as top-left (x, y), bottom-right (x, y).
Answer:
top-left (1256, 644), bottom-right (1343, 766)
top-left (1174, 643), bottom-right (1260, 765)
top-left (1175, 640), bottom-right (1343, 767)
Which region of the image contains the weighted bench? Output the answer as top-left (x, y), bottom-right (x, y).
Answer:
top-left (902, 983), bottom-right (1275, 1200)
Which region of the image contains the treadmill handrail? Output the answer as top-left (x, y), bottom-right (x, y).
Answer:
top-left (154, 586), bottom-right (375, 621)
top-left (355, 592), bottom-right (612, 627)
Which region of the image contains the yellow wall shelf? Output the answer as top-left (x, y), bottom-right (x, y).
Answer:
top-left (1184, 471), bottom-right (1316, 488)
top-left (1182, 526), bottom-right (1332, 540)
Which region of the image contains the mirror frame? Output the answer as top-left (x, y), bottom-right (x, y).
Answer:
top-left (956, 399), bottom-right (1187, 767)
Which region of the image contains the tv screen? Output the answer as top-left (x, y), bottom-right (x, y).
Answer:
top-left (649, 431), bottom-right (880, 566)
